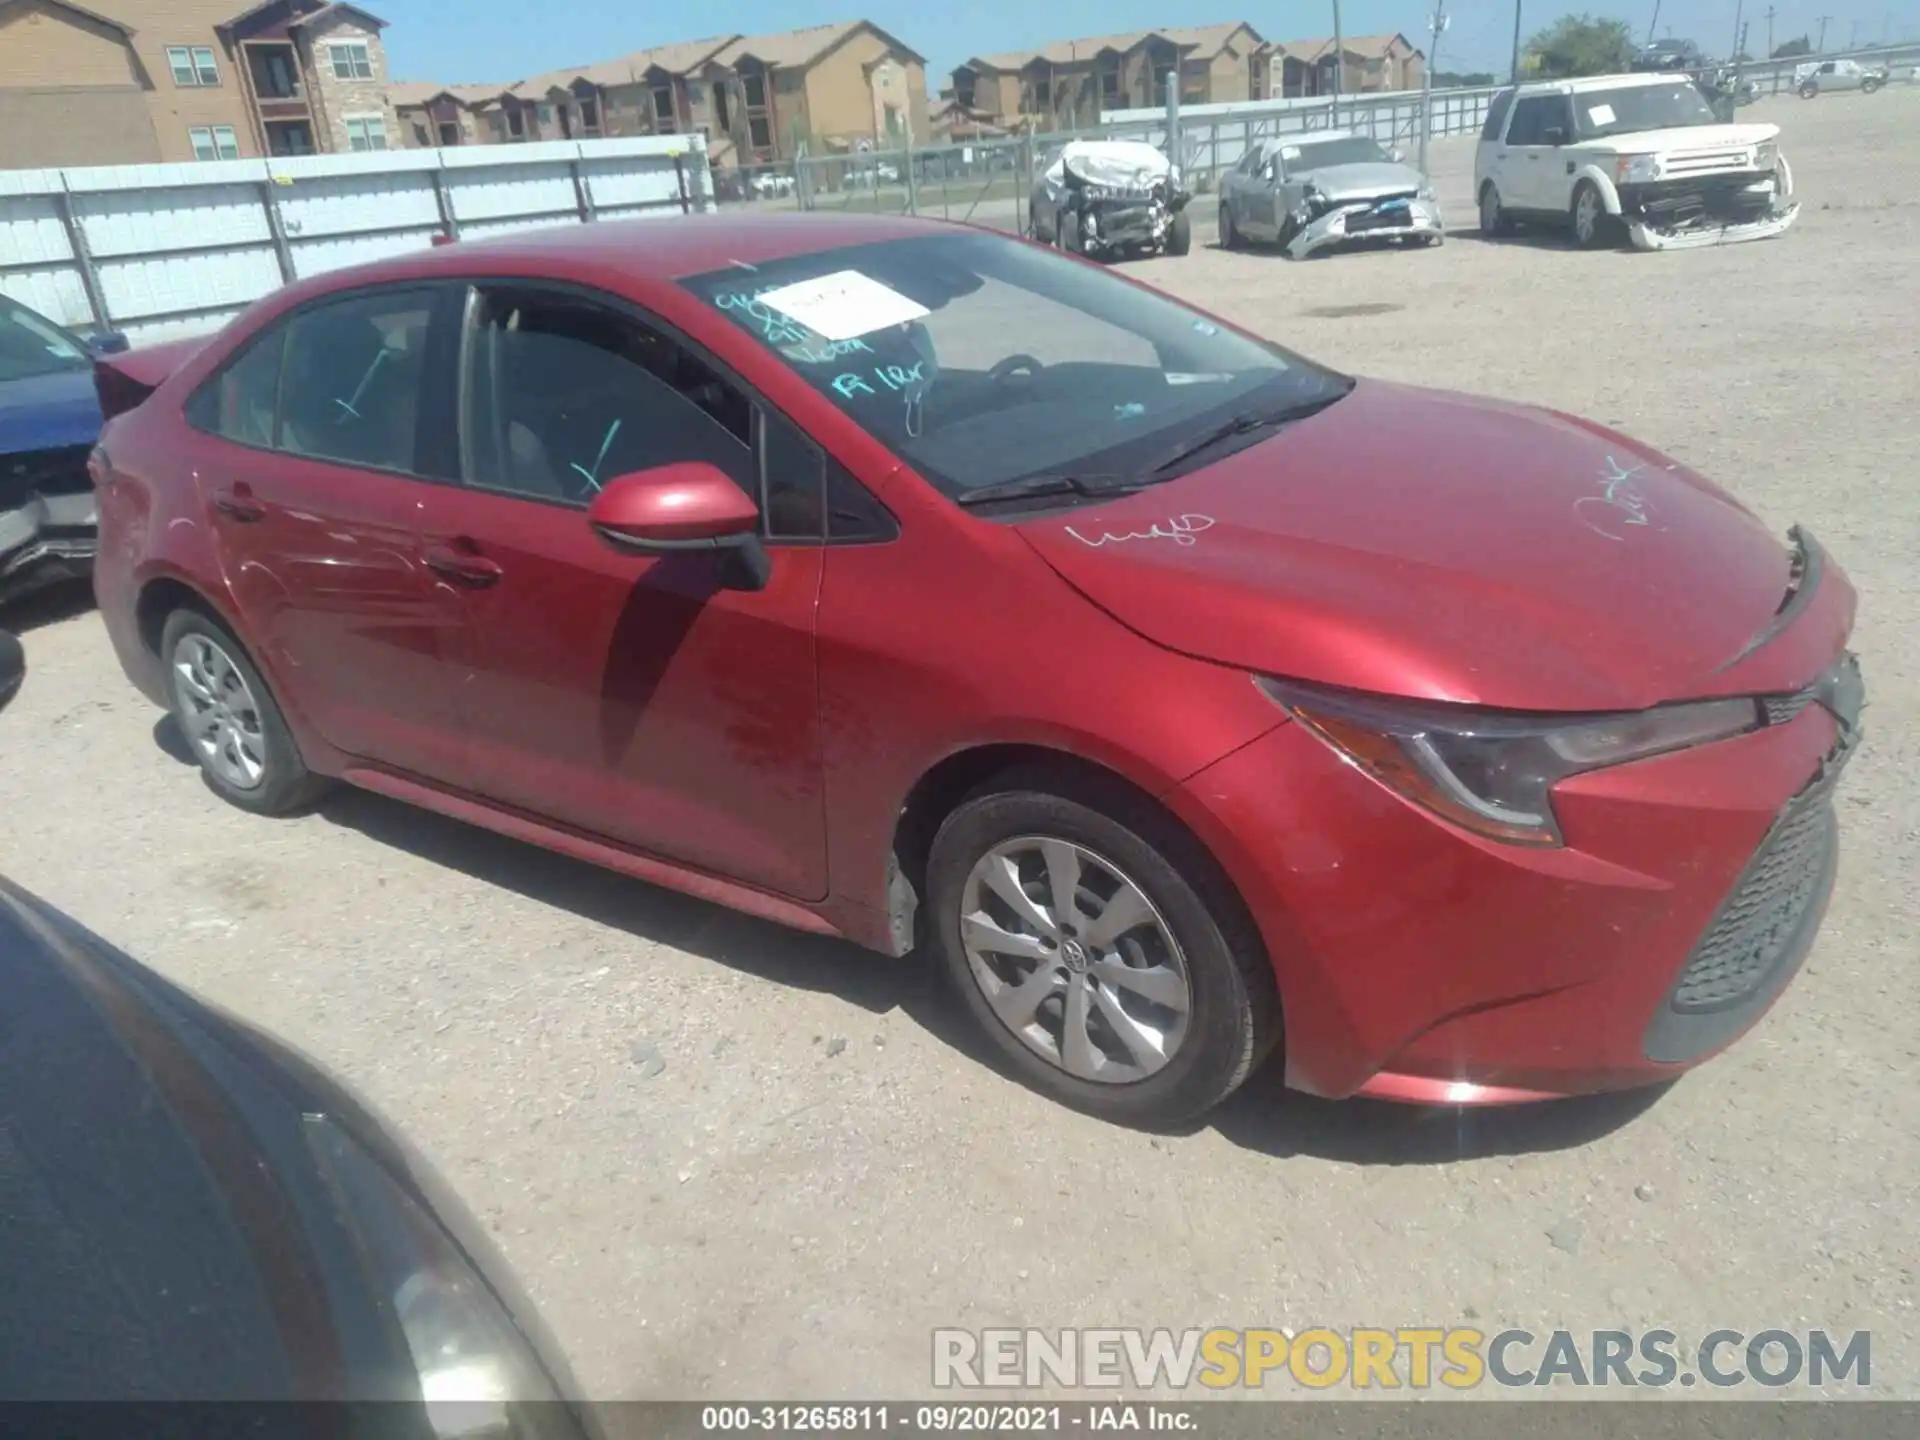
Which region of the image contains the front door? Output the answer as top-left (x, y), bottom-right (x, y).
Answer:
top-left (1243, 147), bottom-right (1283, 236)
top-left (436, 282), bottom-right (830, 901)
top-left (195, 285), bottom-right (472, 783)
top-left (1497, 93), bottom-right (1568, 211)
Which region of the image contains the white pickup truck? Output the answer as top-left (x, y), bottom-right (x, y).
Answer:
top-left (1474, 72), bottom-right (1797, 251)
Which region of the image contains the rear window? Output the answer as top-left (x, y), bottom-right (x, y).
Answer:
top-left (1481, 90), bottom-right (1515, 142)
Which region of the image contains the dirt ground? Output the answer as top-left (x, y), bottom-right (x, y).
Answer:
top-left (3, 91), bottom-right (1916, 1401)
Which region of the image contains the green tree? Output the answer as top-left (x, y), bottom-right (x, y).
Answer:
top-left (1525, 14), bottom-right (1636, 77)
top-left (1434, 70), bottom-right (1499, 86)
top-left (1772, 36), bottom-right (1813, 58)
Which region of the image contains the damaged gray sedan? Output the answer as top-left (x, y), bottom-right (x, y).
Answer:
top-left (1218, 133), bottom-right (1444, 259)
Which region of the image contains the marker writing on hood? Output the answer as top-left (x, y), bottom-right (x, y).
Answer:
top-left (1064, 514), bottom-right (1216, 549)
top-left (1575, 456), bottom-right (1655, 541)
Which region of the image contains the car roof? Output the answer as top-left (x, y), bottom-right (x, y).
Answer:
top-left (1260, 130), bottom-right (1366, 150)
top-left (1513, 71), bottom-right (1702, 97)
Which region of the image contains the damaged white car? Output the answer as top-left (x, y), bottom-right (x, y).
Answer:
top-left (1218, 132), bottom-right (1443, 258)
top-left (1475, 73), bottom-right (1797, 251)
top-left (1029, 139), bottom-right (1193, 260)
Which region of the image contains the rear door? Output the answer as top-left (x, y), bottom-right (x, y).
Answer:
top-left (431, 281), bottom-right (833, 900)
top-left (1475, 88), bottom-right (1516, 193)
top-left (187, 284), bottom-right (473, 782)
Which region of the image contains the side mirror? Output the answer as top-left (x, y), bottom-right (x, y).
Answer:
top-left (1542, 126), bottom-right (1568, 146)
top-left (87, 330), bottom-right (131, 356)
top-left (1389, 147), bottom-right (1406, 163)
top-left (0, 629), bottom-right (23, 715)
top-left (587, 462), bottom-right (770, 588)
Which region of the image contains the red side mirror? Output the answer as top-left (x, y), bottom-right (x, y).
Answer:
top-left (587, 463), bottom-right (760, 551)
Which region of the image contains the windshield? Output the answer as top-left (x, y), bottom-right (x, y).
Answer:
top-left (1288, 136), bottom-right (1392, 170)
top-left (682, 230), bottom-right (1348, 503)
top-left (0, 297), bottom-right (90, 383)
top-left (1575, 81), bottom-right (1717, 138)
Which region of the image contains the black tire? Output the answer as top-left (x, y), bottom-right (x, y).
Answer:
top-left (1797, 82), bottom-right (1819, 99)
top-left (1570, 180), bottom-right (1616, 249)
top-left (1478, 181), bottom-right (1513, 237)
top-left (160, 606), bottom-right (330, 816)
top-left (926, 768), bottom-right (1279, 1127)
top-left (1218, 204), bottom-right (1240, 249)
top-left (1165, 210), bottom-right (1192, 257)
top-left (1862, 76), bottom-right (1883, 94)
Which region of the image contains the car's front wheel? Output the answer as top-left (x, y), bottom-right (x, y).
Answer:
top-left (1570, 181), bottom-right (1616, 249)
top-left (1219, 203), bottom-right (1240, 249)
top-left (1165, 210), bottom-right (1192, 256)
top-left (926, 771), bottom-right (1278, 1127)
top-left (161, 607), bottom-right (329, 815)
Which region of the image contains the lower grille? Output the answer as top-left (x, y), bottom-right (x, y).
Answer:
top-left (1347, 201), bottom-right (1413, 233)
top-left (1669, 783), bottom-right (1836, 1012)
top-left (2, 445), bottom-right (93, 512)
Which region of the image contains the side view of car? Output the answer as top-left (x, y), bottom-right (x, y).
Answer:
top-left (1795, 58), bottom-right (1890, 97)
top-left (1218, 132), bottom-right (1442, 258)
top-left (1475, 73), bottom-right (1797, 251)
top-left (0, 291), bottom-right (128, 607)
top-left (92, 213), bottom-right (1860, 1128)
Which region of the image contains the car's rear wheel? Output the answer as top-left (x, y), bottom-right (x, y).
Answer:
top-left (1570, 181), bottom-right (1616, 249)
top-left (161, 607), bottom-right (329, 815)
top-left (1478, 181), bottom-right (1513, 236)
top-left (1862, 76), bottom-right (1883, 93)
top-left (926, 771), bottom-right (1278, 1127)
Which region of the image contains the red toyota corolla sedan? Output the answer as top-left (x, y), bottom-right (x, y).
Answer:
top-left (90, 213), bottom-right (1862, 1126)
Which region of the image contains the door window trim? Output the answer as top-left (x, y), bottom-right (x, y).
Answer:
top-left (444, 276), bottom-right (898, 546)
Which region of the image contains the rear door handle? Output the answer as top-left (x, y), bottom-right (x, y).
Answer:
top-left (423, 543), bottom-right (503, 588)
top-left (211, 484), bottom-right (265, 522)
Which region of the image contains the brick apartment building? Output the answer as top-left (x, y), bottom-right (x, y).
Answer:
top-left (0, 0), bottom-right (401, 169)
top-left (1271, 33), bottom-right (1426, 98)
top-left (390, 21), bottom-right (930, 169)
top-left (947, 23), bottom-right (1272, 131)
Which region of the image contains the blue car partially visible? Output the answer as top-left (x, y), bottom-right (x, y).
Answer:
top-left (0, 292), bottom-right (126, 608)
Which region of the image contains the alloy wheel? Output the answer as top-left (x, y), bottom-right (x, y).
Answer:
top-left (1575, 187), bottom-right (1602, 245)
top-left (171, 633), bottom-right (268, 791)
top-left (959, 836), bottom-right (1192, 1084)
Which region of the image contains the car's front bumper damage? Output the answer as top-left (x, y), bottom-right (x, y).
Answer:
top-left (1620, 163), bottom-right (1800, 251)
top-left (1284, 194), bottom-right (1444, 259)
top-left (0, 491), bottom-right (97, 606)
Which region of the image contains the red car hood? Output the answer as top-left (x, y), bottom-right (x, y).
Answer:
top-left (1017, 379), bottom-right (1828, 712)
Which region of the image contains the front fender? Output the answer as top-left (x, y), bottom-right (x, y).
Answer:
top-left (1572, 164), bottom-right (1626, 214)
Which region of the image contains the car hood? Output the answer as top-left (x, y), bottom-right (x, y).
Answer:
top-left (0, 366), bottom-right (103, 456)
top-left (1301, 161), bottom-right (1424, 200)
top-left (1573, 121), bottom-right (1780, 153)
top-left (1016, 379), bottom-right (1811, 713)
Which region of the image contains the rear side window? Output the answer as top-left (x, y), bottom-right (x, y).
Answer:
top-left (277, 290), bottom-right (434, 473)
top-left (1481, 89), bottom-right (1515, 142)
top-left (185, 327), bottom-right (285, 448)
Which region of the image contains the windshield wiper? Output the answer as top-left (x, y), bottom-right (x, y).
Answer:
top-left (1151, 390), bottom-right (1351, 477)
top-left (955, 472), bottom-right (1148, 507)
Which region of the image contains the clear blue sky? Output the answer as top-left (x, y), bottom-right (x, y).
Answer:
top-left (380, 1), bottom-right (1918, 89)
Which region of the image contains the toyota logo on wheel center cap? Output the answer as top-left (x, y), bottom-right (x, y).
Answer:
top-left (1060, 939), bottom-right (1089, 973)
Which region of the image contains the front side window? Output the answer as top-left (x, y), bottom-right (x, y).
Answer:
top-left (1504, 95), bottom-right (1560, 146)
top-left (277, 291), bottom-right (433, 472)
top-left (683, 230), bottom-right (1349, 505)
top-left (1575, 82), bottom-right (1713, 138)
top-left (0, 296), bottom-right (90, 384)
top-left (189, 125), bottom-right (241, 161)
top-left (330, 41), bottom-right (374, 81)
top-left (458, 288), bottom-right (753, 508)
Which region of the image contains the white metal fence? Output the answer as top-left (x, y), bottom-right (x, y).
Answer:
top-left (0, 134), bottom-right (713, 345)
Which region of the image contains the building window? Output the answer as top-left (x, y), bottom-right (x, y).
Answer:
top-left (345, 115), bottom-right (389, 151)
top-left (189, 125), bottom-right (241, 161)
top-left (741, 72), bottom-right (767, 109)
top-left (412, 121), bottom-right (430, 145)
top-left (438, 120), bottom-right (460, 145)
top-left (748, 115), bottom-right (772, 150)
top-left (579, 97), bottom-right (600, 132)
top-left (712, 81), bottom-right (732, 131)
top-left (506, 108), bottom-right (525, 138)
top-left (536, 103), bottom-right (554, 128)
top-left (1098, 65), bottom-right (1121, 103)
top-left (168, 45), bottom-right (221, 87)
top-left (267, 121), bottom-right (315, 157)
top-left (1033, 77), bottom-right (1052, 108)
top-left (651, 85), bottom-right (675, 123)
top-left (329, 41), bottom-right (374, 81)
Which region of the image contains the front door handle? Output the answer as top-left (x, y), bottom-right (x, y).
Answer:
top-left (423, 543), bottom-right (503, 588)
top-left (211, 484), bottom-right (265, 522)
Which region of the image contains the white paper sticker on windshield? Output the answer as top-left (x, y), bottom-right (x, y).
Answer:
top-left (1587, 103), bottom-right (1616, 126)
top-left (1280, 145), bottom-right (1302, 161)
top-left (756, 270), bottom-right (930, 342)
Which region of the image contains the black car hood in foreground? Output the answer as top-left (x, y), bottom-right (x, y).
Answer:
top-left (0, 873), bottom-right (592, 1425)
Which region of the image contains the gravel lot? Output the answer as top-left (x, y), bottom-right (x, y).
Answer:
top-left (3, 91), bottom-right (1916, 1402)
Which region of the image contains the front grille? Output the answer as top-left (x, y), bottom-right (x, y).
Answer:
top-left (1347, 199), bottom-right (1415, 233)
top-left (1762, 691), bottom-right (1815, 725)
top-left (1664, 149), bottom-right (1755, 175)
top-left (1, 445), bottom-right (93, 512)
top-left (1669, 786), bottom-right (1837, 1011)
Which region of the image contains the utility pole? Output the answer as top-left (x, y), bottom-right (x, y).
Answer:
top-left (1848, 19), bottom-right (1859, 48)
top-left (1731, 0), bottom-right (1744, 61)
top-left (1510, 0), bottom-right (1524, 82)
top-left (1331, 0), bottom-right (1345, 126)
top-left (1419, 1), bottom-right (1449, 176)
top-left (1816, 15), bottom-right (1830, 51)
top-left (1647, 1), bottom-right (1661, 46)
top-left (1765, 5), bottom-right (1775, 59)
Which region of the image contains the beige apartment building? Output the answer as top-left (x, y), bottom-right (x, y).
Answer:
top-left (948, 23), bottom-right (1271, 130)
top-left (1271, 33), bottom-right (1426, 98)
top-left (391, 21), bottom-right (930, 168)
top-left (0, 0), bottom-right (401, 169)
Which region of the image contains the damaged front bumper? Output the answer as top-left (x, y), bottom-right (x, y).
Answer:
top-left (1285, 195), bottom-right (1444, 259)
top-left (0, 490), bottom-right (98, 606)
top-left (1620, 165), bottom-right (1800, 251)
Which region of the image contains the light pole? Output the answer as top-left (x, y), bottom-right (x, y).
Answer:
top-left (1509, 0), bottom-right (1524, 83)
top-left (1331, 0), bottom-right (1345, 126)
top-left (1419, 3), bottom-right (1449, 176)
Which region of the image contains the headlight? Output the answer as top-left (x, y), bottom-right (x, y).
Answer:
top-left (1257, 678), bottom-right (1762, 847)
top-left (1416, 180), bottom-right (1436, 201)
top-left (306, 1115), bottom-right (584, 1439)
top-left (1614, 154), bottom-right (1664, 183)
top-left (1753, 140), bottom-right (1779, 171)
